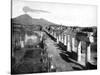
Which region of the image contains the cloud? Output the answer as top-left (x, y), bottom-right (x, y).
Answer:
top-left (23, 6), bottom-right (50, 13)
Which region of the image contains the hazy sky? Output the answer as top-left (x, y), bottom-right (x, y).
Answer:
top-left (12, 0), bottom-right (97, 27)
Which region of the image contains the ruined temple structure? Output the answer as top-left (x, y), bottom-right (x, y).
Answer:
top-left (11, 14), bottom-right (97, 74)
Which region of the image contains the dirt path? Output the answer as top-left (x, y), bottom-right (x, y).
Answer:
top-left (45, 37), bottom-right (74, 71)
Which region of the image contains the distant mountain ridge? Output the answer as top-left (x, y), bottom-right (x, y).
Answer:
top-left (11, 14), bottom-right (56, 27)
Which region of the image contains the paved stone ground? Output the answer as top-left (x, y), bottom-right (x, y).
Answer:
top-left (44, 35), bottom-right (84, 72)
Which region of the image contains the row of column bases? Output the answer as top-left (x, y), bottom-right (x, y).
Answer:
top-left (50, 31), bottom-right (93, 66)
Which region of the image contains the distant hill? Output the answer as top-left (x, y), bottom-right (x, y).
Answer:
top-left (11, 14), bottom-right (56, 27)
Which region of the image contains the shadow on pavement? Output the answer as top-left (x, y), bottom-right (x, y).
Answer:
top-left (59, 53), bottom-right (85, 70)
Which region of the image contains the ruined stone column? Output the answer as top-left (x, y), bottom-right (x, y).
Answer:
top-left (67, 35), bottom-right (71, 52)
top-left (59, 34), bottom-right (61, 42)
top-left (64, 34), bottom-right (67, 45)
top-left (20, 41), bottom-right (24, 48)
top-left (40, 32), bottom-right (42, 41)
top-left (87, 44), bottom-right (91, 62)
top-left (56, 35), bottom-right (59, 44)
top-left (61, 33), bottom-right (64, 43)
top-left (53, 31), bottom-right (54, 37)
top-left (87, 32), bottom-right (94, 63)
top-left (78, 41), bottom-right (82, 62)
top-left (53, 32), bottom-right (55, 37)
top-left (25, 34), bottom-right (28, 43)
top-left (72, 37), bottom-right (76, 52)
top-left (19, 36), bottom-right (24, 48)
top-left (54, 32), bottom-right (57, 38)
top-left (61, 33), bottom-right (63, 43)
top-left (88, 32), bottom-right (94, 43)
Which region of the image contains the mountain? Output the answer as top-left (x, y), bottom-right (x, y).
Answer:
top-left (11, 14), bottom-right (56, 27)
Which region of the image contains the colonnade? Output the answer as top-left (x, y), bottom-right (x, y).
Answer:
top-left (49, 30), bottom-right (94, 66)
